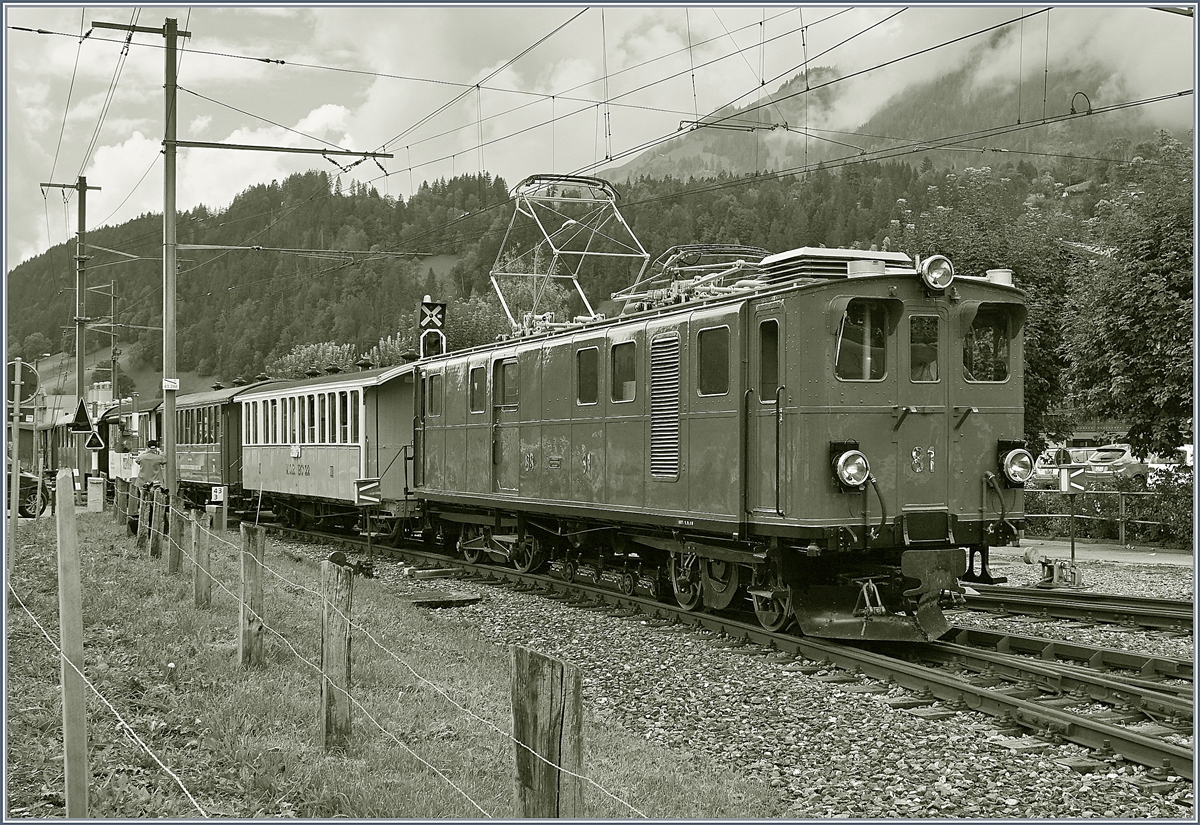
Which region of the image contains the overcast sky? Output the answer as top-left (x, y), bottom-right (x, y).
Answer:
top-left (4, 4), bottom-right (1194, 272)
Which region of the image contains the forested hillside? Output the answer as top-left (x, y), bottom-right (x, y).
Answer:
top-left (6, 131), bottom-right (1192, 454)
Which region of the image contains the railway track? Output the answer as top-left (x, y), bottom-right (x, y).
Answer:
top-left (267, 523), bottom-right (1194, 782)
top-left (963, 584), bottom-right (1194, 632)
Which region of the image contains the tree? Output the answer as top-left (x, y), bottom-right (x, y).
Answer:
top-left (267, 342), bottom-right (359, 379)
top-left (20, 332), bottom-right (53, 363)
top-left (1062, 132), bottom-right (1194, 457)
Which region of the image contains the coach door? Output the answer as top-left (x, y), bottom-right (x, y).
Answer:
top-left (492, 356), bottom-right (520, 493)
top-left (896, 309), bottom-right (951, 527)
top-left (748, 304), bottom-right (786, 515)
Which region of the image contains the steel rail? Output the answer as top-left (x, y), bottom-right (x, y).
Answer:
top-left (964, 585), bottom-right (1193, 631)
top-left (944, 625), bottom-right (1194, 683)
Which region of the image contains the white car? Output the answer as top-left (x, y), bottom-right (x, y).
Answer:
top-left (1148, 446), bottom-right (1194, 487)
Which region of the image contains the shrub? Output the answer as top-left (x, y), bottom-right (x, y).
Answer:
top-left (1022, 470), bottom-right (1193, 547)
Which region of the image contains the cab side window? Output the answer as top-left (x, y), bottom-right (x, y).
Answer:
top-left (494, 359), bottom-right (518, 406)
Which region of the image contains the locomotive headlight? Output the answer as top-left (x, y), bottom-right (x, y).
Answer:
top-left (1001, 448), bottom-right (1035, 485)
top-left (919, 255), bottom-right (955, 290)
top-left (835, 450), bottom-right (871, 488)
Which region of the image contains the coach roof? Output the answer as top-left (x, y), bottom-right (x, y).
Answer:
top-left (232, 363), bottom-right (416, 401)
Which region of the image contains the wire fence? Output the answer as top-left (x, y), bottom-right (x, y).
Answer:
top-left (10, 490), bottom-right (648, 818)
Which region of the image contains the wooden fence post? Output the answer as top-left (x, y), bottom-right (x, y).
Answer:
top-left (193, 510), bottom-right (211, 609)
top-left (320, 559), bottom-right (354, 751)
top-left (239, 524), bottom-right (266, 667)
top-left (510, 645), bottom-right (582, 818)
top-left (167, 496), bottom-right (184, 574)
top-left (54, 471), bottom-right (88, 817)
top-left (135, 486), bottom-right (151, 549)
top-left (113, 479), bottom-right (126, 526)
top-left (149, 489), bottom-right (167, 559)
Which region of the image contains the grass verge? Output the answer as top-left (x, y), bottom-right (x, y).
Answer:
top-left (5, 512), bottom-right (781, 818)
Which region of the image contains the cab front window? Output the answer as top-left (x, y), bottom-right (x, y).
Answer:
top-left (964, 306), bottom-right (1011, 382)
top-left (835, 300), bottom-right (888, 381)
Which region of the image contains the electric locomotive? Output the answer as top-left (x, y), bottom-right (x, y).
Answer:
top-left (413, 180), bottom-right (1032, 642)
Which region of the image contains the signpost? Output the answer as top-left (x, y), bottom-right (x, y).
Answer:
top-left (354, 477), bottom-right (382, 573)
top-left (1038, 454), bottom-right (1088, 589)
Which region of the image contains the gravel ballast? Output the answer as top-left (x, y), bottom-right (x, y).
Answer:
top-left (280, 537), bottom-right (1195, 818)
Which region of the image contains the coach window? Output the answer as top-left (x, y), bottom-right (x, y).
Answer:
top-left (697, 326), bottom-right (730, 396)
top-left (910, 316), bottom-right (940, 383)
top-left (758, 320), bottom-right (780, 399)
top-left (428, 373), bottom-right (443, 416)
top-left (251, 401), bottom-right (260, 444)
top-left (611, 341), bottom-right (636, 402)
top-left (339, 392), bottom-right (349, 443)
top-left (243, 405), bottom-right (250, 445)
top-left (469, 367), bottom-right (486, 413)
top-left (963, 305), bottom-right (1011, 382)
top-left (350, 390), bottom-right (360, 442)
top-left (577, 347), bottom-right (598, 405)
top-left (269, 400), bottom-right (277, 443)
top-left (835, 299), bottom-right (888, 381)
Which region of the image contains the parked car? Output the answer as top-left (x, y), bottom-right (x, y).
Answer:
top-left (15, 471), bottom-right (51, 518)
top-left (1148, 445), bottom-right (1194, 487)
top-left (1086, 443), bottom-right (1150, 486)
top-left (1030, 447), bottom-right (1096, 488)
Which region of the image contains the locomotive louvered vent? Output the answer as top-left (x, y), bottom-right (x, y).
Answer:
top-left (758, 247), bottom-right (914, 283)
top-left (650, 335), bottom-right (681, 479)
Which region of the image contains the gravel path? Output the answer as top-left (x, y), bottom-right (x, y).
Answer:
top-left (279, 537), bottom-right (1195, 818)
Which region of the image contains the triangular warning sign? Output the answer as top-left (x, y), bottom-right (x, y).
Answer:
top-left (69, 399), bottom-right (93, 433)
top-left (85, 430), bottom-right (105, 451)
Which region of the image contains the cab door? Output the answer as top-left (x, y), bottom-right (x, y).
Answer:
top-left (895, 310), bottom-right (951, 519)
top-left (492, 356), bottom-right (520, 493)
top-left (748, 304), bottom-right (786, 515)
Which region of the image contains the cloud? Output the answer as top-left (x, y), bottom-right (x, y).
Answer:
top-left (188, 115), bottom-right (212, 136)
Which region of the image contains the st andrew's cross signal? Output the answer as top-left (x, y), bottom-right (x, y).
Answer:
top-left (419, 297), bottom-right (447, 359)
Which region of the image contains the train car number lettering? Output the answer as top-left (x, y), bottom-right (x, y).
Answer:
top-left (286, 463), bottom-right (311, 476)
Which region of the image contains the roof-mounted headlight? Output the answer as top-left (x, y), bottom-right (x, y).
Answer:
top-left (1001, 447), bottom-right (1035, 485)
top-left (919, 255), bottom-right (955, 291)
top-left (834, 450), bottom-right (870, 489)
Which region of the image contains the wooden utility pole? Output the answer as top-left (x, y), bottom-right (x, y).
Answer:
top-left (39, 177), bottom-right (100, 484)
top-left (55, 471), bottom-right (88, 816)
